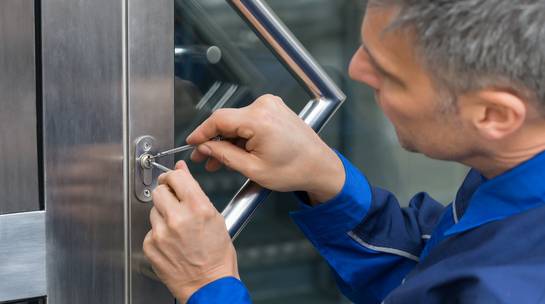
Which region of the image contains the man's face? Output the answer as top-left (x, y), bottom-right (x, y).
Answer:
top-left (349, 5), bottom-right (475, 160)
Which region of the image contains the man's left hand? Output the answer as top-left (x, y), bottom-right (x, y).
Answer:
top-left (143, 161), bottom-right (239, 303)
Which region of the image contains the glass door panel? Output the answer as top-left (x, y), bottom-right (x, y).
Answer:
top-left (173, 1), bottom-right (466, 303)
top-left (174, 1), bottom-right (345, 303)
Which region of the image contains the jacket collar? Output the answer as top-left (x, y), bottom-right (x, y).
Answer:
top-left (445, 150), bottom-right (545, 236)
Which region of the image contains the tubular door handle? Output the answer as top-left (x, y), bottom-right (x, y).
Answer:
top-left (222, 0), bottom-right (346, 240)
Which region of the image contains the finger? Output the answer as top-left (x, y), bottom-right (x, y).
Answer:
top-left (196, 140), bottom-right (259, 177)
top-left (205, 158), bottom-right (223, 172)
top-left (149, 207), bottom-right (166, 230)
top-left (175, 160), bottom-right (189, 171)
top-left (190, 149), bottom-right (207, 163)
top-left (152, 184), bottom-right (181, 217)
top-left (186, 108), bottom-right (254, 145)
top-left (142, 231), bottom-right (169, 274)
top-left (191, 136), bottom-right (238, 164)
top-left (157, 169), bottom-right (207, 204)
top-left (143, 231), bottom-right (158, 258)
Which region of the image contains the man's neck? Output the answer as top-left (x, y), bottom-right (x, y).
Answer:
top-left (464, 128), bottom-right (545, 179)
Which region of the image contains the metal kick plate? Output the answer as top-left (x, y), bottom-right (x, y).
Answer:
top-left (0, 211), bottom-right (46, 301)
top-left (134, 136), bottom-right (158, 202)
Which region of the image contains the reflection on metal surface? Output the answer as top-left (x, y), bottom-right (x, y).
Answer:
top-left (42, 0), bottom-right (127, 302)
top-left (0, 0), bottom-right (40, 214)
top-left (196, 81), bottom-right (222, 110)
top-left (175, 45), bottom-right (222, 64)
top-left (228, 0), bottom-right (344, 101)
top-left (128, 0), bottom-right (175, 302)
top-left (212, 84), bottom-right (239, 111)
top-left (222, 0), bottom-right (346, 239)
top-left (0, 211), bottom-right (45, 302)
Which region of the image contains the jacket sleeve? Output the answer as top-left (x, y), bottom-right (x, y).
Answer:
top-left (290, 152), bottom-right (445, 304)
top-left (187, 277), bottom-right (252, 304)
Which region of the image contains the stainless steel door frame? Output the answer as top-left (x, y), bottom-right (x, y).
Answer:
top-left (42, 0), bottom-right (128, 302)
top-left (0, 0), bottom-right (45, 302)
top-left (42, 0), bottom-right (173, 302)
top-left (128, 0), bottom-right (174, 303)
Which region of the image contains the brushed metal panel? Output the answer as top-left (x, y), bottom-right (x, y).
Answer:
top-left (128, 0), bottom-right (175, 302)
top-left (0, 0), bottom-right (40, 214)
top-left (42, 0), bottom-right (127, 303)
top-left (0, 211), bottom-right (46, 302)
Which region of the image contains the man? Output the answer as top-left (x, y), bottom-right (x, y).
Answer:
top-left (143, 1), bottom-right (545, 303)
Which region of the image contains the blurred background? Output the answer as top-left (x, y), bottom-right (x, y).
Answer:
top-left (173, 0), bottom-right (468, 303)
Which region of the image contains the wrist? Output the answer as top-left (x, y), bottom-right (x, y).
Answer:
top-left (173, 268), bottom-right (240, 303)
top-left (304, 149), bottom-right (345, 205)
top-left (175, 276), bottom-right (236, 303)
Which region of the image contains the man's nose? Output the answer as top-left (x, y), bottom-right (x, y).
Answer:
top-left (348, 47), bottom-right (381, 90)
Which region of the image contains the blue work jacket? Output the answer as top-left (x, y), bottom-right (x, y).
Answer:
top-left (188, 151), bottom-right (545, 304)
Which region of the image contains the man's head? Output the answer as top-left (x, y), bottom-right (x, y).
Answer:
top-left (349, 0), bottom-right (545, 175)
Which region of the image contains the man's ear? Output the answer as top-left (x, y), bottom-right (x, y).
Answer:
top-left (460, 90), bottom-right (527, 140)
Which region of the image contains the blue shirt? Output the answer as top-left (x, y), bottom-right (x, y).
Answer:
top-left (188, 151), bottom-right (545, 304)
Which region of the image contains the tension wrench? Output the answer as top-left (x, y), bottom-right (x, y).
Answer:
top-left (151, 136), bottom-right (223, 160)
top-left (151, 161), bottom-right (172, 173)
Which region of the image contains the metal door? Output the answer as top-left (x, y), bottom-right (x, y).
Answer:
top-left (0, 0), bottom-right (344, 303)
top-left (170, 1), bottom-right (346, 302)
top-left (0, 0), bottom-right (45, 302)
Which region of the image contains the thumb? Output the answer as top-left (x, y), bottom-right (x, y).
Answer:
top-left (198, 140), bottom-right (259, 178)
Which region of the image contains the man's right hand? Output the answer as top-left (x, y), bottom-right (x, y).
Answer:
top-left (186, 94), bottom-right (345, 204)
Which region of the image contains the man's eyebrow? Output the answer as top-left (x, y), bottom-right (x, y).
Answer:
top-left (361, 41), bottom-right (403, 84)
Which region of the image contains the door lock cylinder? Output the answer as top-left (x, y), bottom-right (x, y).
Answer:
top-left (134, 136), bottom-right (161, 202)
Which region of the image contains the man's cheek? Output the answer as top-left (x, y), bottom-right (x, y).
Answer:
top-left (376, 95), bottom-right (399, 121)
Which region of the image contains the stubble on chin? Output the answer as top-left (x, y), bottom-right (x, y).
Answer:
top-left (398, 137), bottom-right (419, 153)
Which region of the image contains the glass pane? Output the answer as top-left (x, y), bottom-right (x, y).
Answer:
top-left (174, 1), bottom-right (467, 303)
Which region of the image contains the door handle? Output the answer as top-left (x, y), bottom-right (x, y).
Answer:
top-left (223, 0), bottom-right (346, 240)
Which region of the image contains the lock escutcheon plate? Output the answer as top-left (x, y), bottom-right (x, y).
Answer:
top-left (134, 136), bottom-right (157, 202)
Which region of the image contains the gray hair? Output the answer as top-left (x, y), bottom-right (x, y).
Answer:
top-left (369, 0), bottom-right (545, 114)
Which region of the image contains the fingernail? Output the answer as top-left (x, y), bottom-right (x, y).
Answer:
top-left (198, 144), bottom-right (211, 156)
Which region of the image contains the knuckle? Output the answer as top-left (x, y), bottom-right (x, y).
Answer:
top-left (254, 94), bottom-right (273, 108)
top-left (170, 171), bottom-right (185, 183)
top-left (151, 186), bottom-right (164, 198)
top-left (193, 203), bottom-right (216, 219)
top-left (153, 230), bottom-right (168, 245)
top-left (218, 151), bottom-right (231, 167)
top-left (212, 108), bottom-right (228, 120)
top-left (260, 94), bottom-right (283, 107)
top-left (152, 184), bottom-right (170, 198)
top-left (175, 169), bottom-right (191, 181)
top-left (143, 237), bottom-right (153, 254)
top-left (166, 214), bottom-right (184, 231)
